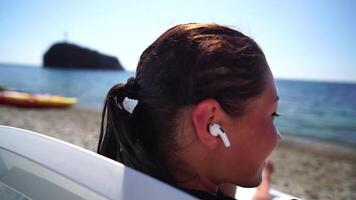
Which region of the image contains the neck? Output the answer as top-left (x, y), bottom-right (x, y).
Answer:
top-left (172, 160), bottom-right (218, 194)
top-left (178, 176), bottom-right (218, 194)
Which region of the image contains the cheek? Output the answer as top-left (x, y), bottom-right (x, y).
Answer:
top-left (221, 118), bottom-right (279, 185)
top-left (240, 120), bottom-right (279, 166)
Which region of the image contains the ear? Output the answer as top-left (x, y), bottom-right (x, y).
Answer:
top-left (191, 99), bottom-right (222, 149)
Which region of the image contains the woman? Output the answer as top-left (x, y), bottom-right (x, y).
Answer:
top-left (97, 23), bottom-right (281, 200)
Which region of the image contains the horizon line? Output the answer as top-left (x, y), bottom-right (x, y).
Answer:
top-left (1, 62), bottom-right (355, 84)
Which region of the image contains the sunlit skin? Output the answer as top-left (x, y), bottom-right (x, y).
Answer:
top-left (173, 68), bottom-right (281, 198)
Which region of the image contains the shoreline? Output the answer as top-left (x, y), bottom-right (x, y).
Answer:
top-left (279, 132), bottom-right (356, 150)
top-left (278, 135), bottom-right (356, 160)
top-left (1, 105), bottom-right (355, 199)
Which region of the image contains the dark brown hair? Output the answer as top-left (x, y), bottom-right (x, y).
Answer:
top-left (98, 23), bottom-right (269, 185)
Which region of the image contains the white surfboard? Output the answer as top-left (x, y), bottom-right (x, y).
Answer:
top-left (0, 125), bottom-right (300, 200)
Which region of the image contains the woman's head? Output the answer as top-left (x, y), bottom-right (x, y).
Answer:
top-left (98, 23), bottom-right (280, 190)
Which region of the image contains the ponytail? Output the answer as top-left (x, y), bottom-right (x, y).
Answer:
top-left (98, 77), bottom-right (140, 162)
top-left (97, 77), bottom-right (175, 184)
top-left (98, 83), bottom-right (128, 158)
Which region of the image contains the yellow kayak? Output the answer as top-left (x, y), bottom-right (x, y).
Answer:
top-left (0, 91), bottom-right (77, 108)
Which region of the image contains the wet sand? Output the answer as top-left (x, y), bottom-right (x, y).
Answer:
top-left (1, 105), bottom-right (355, 200)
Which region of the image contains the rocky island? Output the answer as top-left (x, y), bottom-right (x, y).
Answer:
top-left (43, 42), bottom-right (124, 70)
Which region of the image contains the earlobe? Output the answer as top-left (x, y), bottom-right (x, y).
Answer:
top-left (191, 99), bottom-right (220, 149)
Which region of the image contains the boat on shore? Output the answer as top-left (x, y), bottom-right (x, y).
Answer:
top-left (0, 91), bottom-right (77, 108)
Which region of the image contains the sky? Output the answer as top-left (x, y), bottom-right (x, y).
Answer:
top-left (1, 0), bottom-right (355, 82)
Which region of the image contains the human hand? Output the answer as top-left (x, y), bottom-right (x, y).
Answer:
top-left (252, 160), bottom-right (275, 200)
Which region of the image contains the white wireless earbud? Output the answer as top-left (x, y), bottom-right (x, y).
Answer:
top-left (208, 123), bottom-right (231, 147)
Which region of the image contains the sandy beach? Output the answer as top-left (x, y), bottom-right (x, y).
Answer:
top-left (1, 105), bottom-right (355, 200)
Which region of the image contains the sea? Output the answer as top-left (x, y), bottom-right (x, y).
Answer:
top-left (1, 64), bottom-right (356, 145)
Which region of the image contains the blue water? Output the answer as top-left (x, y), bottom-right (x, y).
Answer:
top-left (1, 64), bottom-right (356, 144)
top-left (0, 64), bottom-right (135, 109)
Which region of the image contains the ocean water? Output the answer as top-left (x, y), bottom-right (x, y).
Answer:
top-left (0, 64), bottom-right (135, 109)
top-left (1, 64), bottom-right (356, 144)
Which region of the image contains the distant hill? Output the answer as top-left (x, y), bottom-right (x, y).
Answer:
top-left (43, 42), bottom-right (124, 70)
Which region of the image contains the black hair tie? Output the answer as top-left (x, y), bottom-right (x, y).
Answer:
top-left (108, 77), bottom-right (138, 106)
top-left (124, 77), bottom-right (138, 100)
